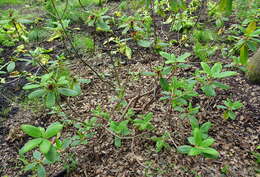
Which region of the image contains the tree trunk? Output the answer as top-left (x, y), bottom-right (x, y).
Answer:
top-left (247, 48), bottom-right (260, 85)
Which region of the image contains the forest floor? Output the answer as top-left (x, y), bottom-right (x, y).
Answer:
top-left (0, 1), bottom-right (260, 177)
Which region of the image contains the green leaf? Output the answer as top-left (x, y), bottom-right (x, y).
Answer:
top-left (202, 147), bottom-right (220, 158)
top-left (145, 0), bottom-right (151, 8)
top-left (142, 72), bottom-right (156, 76)
top-left (200, 122), bottom-right (212, 133)
top-left (19, 138), bottom-right (42, 154)
top-left (211, 63), bottom-right (222, 74)
top-left (114, 136), bottom-right (121, 148)
top-left (57, 88), bottom-right (79, 96)
top-left (33, 151), bottom-right (42, 160)
top-left (44, 145), bottom-right (58, 162)
top-left (79, 79), bottom-right (91, 84)
top-left (160, 51), bottom-right (174, 61)
top-left (7, 61), bottom-right (15, 72)
top-left (21, 125), bottom-right (42, 138)
top-left (0, 19), bottom-right (11, 24)
top-left (177, 52), bottom-right (191, 62)
top-left (137, 40), bottom-right (153, 48)
top-left (24, 162), bottom-right (37, 171)
top-left (217, 105), bottom-right (226, 109)
top-left (23, 84), bottom-right (41, 90)
top-left (228, 111), bottom-right (236, 120)
top-left (232, 102), bottom-right (243, 110)
top-left (28, 89), bottom-right (46, 99)
top-left (40, 139), bottom-right (52, 154)
top-left (44, 122), bottom-right (63, 139)
top-left (177, 145), bottom-right (192, 154)
top-left (200, 62), bottom-right (211, 75)
top-left (188, 147), bottom-right (201, 156)
top-left (17, 19), bottom-right (33, 24)
top-left (247, 40), bottom-right (257, 51)
top-left (201, 138), bottom-right (215, 147)
top-left (201, 85), bottom-right (216, 96)
top-left (188, 137), bottom-right (195, 145)
top-left (218, 0), bottom-right (233, 15)
top-left (190, 117), bottom-right (199, 129)
top-left (212, 81), bottom-right (230, 89)
top-left (245, 21), bottom-right (256, 35)
top-left (214, 71), bottom-right (237, 78)
top-left (169, 0), bottom-right (186, 12)
top-left (240, 45), bottom-right (248, 65)
top-left (162, 66), bottom-right (172, 75)
top-left (96, 19), bottom-right (110, 31)
top-left (125, 46), bottom-right (132, 59)
top-left (194, 128), bottom-right (202, 145)
top-left (160, 78), bottom-right (169, 91)
top-left (37, 164), bottom-right (46, 177)
top-left (46, 92), bottom-right (56, 107)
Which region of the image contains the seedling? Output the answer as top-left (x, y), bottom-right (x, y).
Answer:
top-left (197, 62), bottom-right (237, 96)
top-left (23, 71), bottom-right (81, 108)
top-left (20, 122), bottom-right (63, 156)
top-left (160, 51), bottom-right (192, 71)
top-left (73, 117), bottom-right (98, 146)
top-left (217, 98), bottom-right (243, 120)
top-left (178, 118), bottom-right (219, 158)
top-left (160, 77), bottom-right (198, 112)
top-left (133, 112), bottom-right (154, 131)
top-left (45, 19), bottom-right (70, 42)
top-left (252, 145), bottom-right (260, 173)
top-left (85, 8), bottom-right (111, 32)
top-left (109, 120), bottom-right (131, 148)
top-left (193, 42), bottom-right (218, 62)
top-left (151, 132), bottom-right (170, 152)
top-left (179, 102), bottom-right (200, 119)
top-left (105, 37), bottom-right (132, 59)
top-left (232, 21), bottom-right (260, 65)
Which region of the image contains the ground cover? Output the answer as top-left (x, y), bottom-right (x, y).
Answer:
top-left (0, 0), bottom-right (259, 176)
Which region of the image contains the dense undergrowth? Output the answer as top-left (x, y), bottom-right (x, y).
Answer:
top-left (0, 0), bottom-right (260, 176)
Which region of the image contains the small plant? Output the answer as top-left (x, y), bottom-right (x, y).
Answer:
top-left (179, 102), bottom-right (200, 119)
top-left (24, 47), bottom-right (52, 66)
top-left (73, 34), bottom-right (94, 53)
top-left (45, 19), bottom-right (70, 42)
top-left (217, 98), bottom-right (243, 120)
top-left (151, 132), bottom-right (170, 152)
top-left (92, 105), bottom-right (110, 119)
top-left (252, 145), bottom-right (260, 173)
top-left (160, 51), bottom-right (192, 71)
top-left (133, 112), bottom-right (154, 131)
top-left (20, 122), bottom-right (63, 155)
top-left (23, 71), bottom-right (81, 108)
top-left (105, 37), bottom-right (132, 59)
top-left (0, 9), bottom-right (32, 43)
top-left (196, 62), bottom-right (237, 96)
top-left (232, 21), bottom-right (260, 65)
top-left (19, 122), bottom-right (63, 176)
top-left (160, 77), bottom-right (198, 112)
top-left (85, 7), bottom-right (111, 32)
top-left (221, 164), bottom-right (230, 175)
top-left (73, 117), bottom-right (98, 146)
top-left (109, 120), bottom-right (131, 148)
top-left (193, 42), bottom-right (218, 62)
top-left (178, 118), bottom-right (219, 158)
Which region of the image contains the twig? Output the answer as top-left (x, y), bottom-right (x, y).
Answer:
top-left (131, 137), bottom-right (149, 169)
top-left (119, 88), bottom-right (156, 120)
top-left (50, 0), bottom-right (115, 89)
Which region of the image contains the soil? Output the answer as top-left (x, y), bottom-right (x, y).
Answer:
top-left (0, 1), bottom-right (259, 177)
